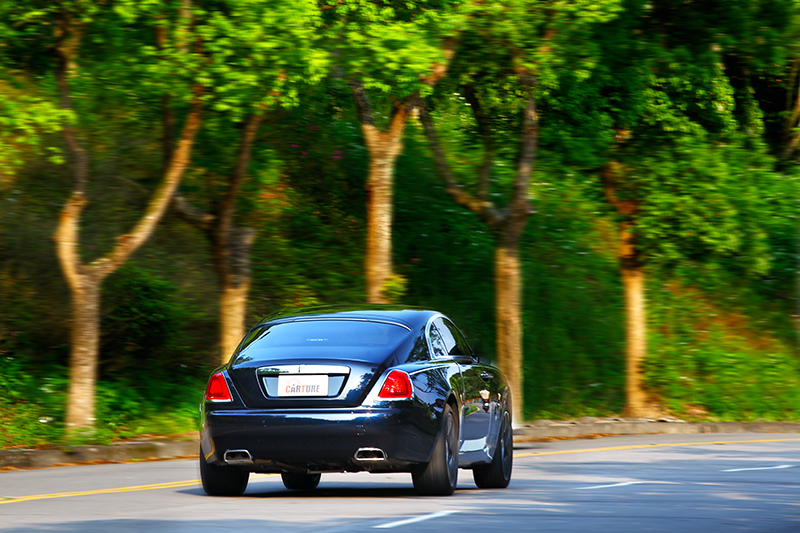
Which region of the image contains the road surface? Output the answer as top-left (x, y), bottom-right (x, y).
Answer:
top-left (1, 433), bottom-right (798, 532)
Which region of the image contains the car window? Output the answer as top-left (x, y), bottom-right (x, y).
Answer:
top-left (434, 318), bottom-right (458, 356)
top-left (442, 319), bottom-right (471, 357)
top-left (429, 317), bottom-right (468, 358)
top-left (428, 321), bottom-right (448, 359)
top-left (236, 320), bottom-right (409, 360)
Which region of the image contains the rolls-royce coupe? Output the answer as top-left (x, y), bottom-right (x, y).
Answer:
top-left (199, 305), bottom-right (512, 496)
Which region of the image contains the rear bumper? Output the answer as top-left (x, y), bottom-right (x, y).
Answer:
top-left (200, 405), bottom-right (438, 471)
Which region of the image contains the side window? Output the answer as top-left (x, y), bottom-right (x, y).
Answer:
top-left (444, 320), bottom-right (472, 357)
top-left (442, 319), bottom-right (471, 357)
top-left (428, 321), bottom-right (448, 359)
top-left (430, 317), bottom-right (463, 358)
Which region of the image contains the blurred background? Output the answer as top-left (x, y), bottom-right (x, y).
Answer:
top-left (0, 0), bottom-right (798, 447)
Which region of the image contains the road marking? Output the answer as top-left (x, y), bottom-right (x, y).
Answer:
top-left (3, 438), bottom-right (798, 506)
top-left (723, 464), bottom-right (795, 472)
top-left (576, 481), bottom-right (645, 490)
top-left (0, 480), bottom-right (200, 505)
top-left (514, 438), bottom-right (800, 458)
top-left (373, 510), bottom-right (459, 529)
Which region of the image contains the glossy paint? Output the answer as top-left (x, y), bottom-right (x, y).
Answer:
top-left (200, 305), bottom-right (510, 477)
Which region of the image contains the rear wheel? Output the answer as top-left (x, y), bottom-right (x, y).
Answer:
top-left (199, 448), bottom-right (249, 496)
top-left (281, 472), bottom-right (321, 490)
top-left (412, 403), bottom-right (459, 496)
top-left (472, 409), bottom-right (513, 488)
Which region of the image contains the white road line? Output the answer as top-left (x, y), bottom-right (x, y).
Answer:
top-left (577, 482), bottom-right (645, 490)
top-left (373, 510), bottom-right (459, 529)
top-left (723, 465), bottom-right (795, 472)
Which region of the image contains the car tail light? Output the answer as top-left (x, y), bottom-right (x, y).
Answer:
top-left (206, 372), bottom-right (233, 402)
top-left (378, 370), bottom-right (413, 399)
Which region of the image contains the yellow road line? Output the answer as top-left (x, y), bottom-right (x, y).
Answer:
top-left (0, 479), bottom-right (201, 505)
top-left (515, 438), bottom-right (800, 458)
top-left (2, 438), bottom-right (797, 504)
top-left (0, 473), bottom-right (281, 505)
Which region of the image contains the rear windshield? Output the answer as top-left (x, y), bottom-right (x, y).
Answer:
top-left (233, 320), bottom-right (410, 362)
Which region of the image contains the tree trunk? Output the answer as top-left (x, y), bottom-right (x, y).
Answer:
top-left (495, 237), bottom-right (523, 424)
top-left (64, 278), bottom-right (101, 430)
top-left (219, 276), bottom-right (252, 362)
top-left (214, 226), bottom-right (256, 363)
top-left (619, 222), bottom-right (650, 417)
top-left (173, 113), bottom-right (260, 363)
top-left (364, 132), bottom-right (404, 303)
top-left (351, 81), bottom-right (411, 304)
top-left (601, 162), bottom-right (656, 418)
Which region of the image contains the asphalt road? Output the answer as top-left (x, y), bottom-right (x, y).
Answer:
top-left (1, 433), bottom-right (798, 532)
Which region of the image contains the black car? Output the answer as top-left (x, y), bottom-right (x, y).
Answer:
top-left (199, 305), bottom-right (513, 496)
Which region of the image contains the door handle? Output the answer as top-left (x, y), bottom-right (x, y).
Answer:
top-left (480, 371), bottom-right (493, 381)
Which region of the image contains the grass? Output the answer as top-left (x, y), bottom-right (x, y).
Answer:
top-left (0, 364), bottom-right (203, 449)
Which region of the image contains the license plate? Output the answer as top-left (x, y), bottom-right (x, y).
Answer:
top-left (277, 374), bottom-right (328, 397)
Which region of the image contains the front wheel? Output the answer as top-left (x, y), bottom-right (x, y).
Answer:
top-left (281, 472), bottom-right (321, 490)
top-left (199, 447), bottom-right (249, 496)
top-left (472, 409), bottom-right (513, 489)
top-left (412, 403), bottom-right (459, 496)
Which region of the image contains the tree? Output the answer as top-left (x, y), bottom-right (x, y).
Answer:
top-left (173, 115), bottom-right (262, 363)
top-left (418, 84), bottom-right (535, 424)
top-left (322, 0), bottom-right (465, 303)
top-left (171, 0), bottom-right (326, 362)
top-left (56, 4), bottom-right (202, 431)
top-left (416, 0), bottom-right (621, 422)
top-left (0, 1), bottom-right (206, 431)
top-left (542, 0), bottom-right (791, 416)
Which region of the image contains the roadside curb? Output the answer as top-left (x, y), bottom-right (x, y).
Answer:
top-left (0, 440), bottom-right (199, 470)
top-left (3, 420), bottom-right (800, 470)
top-left (513, 418), bottom-right (800, 440)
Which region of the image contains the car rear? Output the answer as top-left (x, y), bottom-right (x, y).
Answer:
top-left (200, 318), bottom-right (438, 473)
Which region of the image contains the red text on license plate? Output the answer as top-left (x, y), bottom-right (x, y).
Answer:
top-left (278, 374), bottom-right (329, 397)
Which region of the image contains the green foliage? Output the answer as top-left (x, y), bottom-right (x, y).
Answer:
top-left (193, 0), bottom-right (328, 113)
top-left (0, 361), bottom-right (202, 448)
top-left (0, 269), bottom-right (44, 358)
top-left (100, 266), bottom-right (189, 378)
top-left (382, 273), bottom-right (409, 304)
top-left (393, 128), bottom-right (496, 347)
top-left (90, 376), bottom-right (202, 443)
top-left (521, 182), bottom-right (626, 418)
top-left (0, 82), bottom-right (69, 184)
top-left (1, 0), bottom-right (800, 448)
top-left (646, 271), bottom-right (800, 421)
top-left (0, 356), bottom-right (65, 448)
top-left (247, 100), bottom-right (369, 319)
top-left (324, 0), bottom-right (468, 99)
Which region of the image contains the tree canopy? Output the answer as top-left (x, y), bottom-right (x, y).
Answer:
top-left (0, 0), bottom-right (798, 441)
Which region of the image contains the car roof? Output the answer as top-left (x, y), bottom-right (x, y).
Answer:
top-left (255, 305), bottom-right (438, 331)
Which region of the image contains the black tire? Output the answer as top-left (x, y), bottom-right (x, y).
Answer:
top-left (472, 409), bottom-right (513, 489)
top-left (199, 447), bottom-right (249, 496)
top-left (281, 472), bottom-right (321, 490)
top-left (412, 403), bottom-right (459, 496)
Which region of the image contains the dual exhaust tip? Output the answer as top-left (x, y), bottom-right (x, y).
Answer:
top-left (223, 450), bottom-right (253, 464)
top-left (222, 447), bottom-right (387, 464)
top-left (354, 447), bottom-right (386, 461)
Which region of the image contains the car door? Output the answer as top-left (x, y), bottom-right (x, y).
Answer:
top-left (430, 317), bottom-right (494, 464)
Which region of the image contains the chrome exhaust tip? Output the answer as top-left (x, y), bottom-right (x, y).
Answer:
top-left (224, 449), bottom-right (253, 464)
top-left (354, 447), bottom-right (386, 461)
